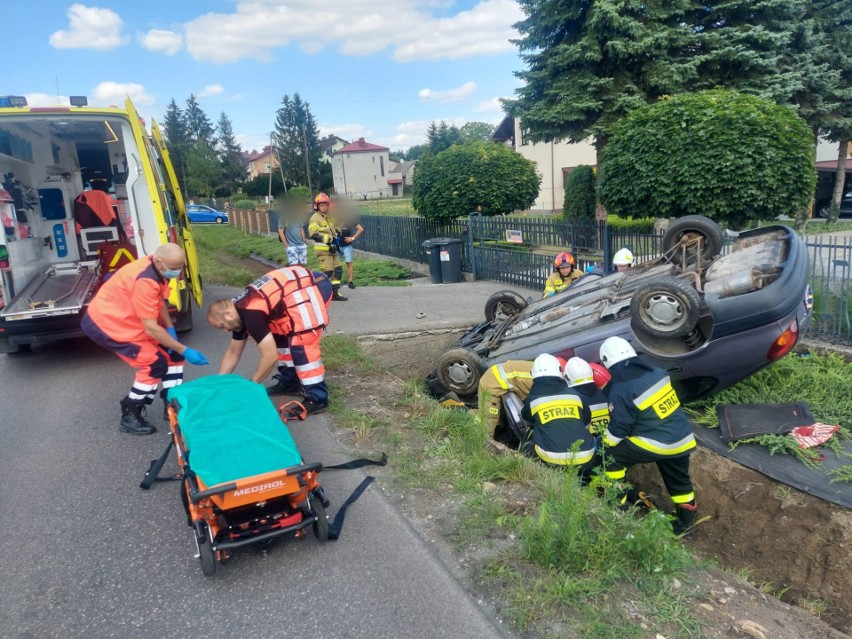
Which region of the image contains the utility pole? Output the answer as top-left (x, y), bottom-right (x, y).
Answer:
top-left (301, 123), bottom-right (313, 194)
top-left (267, 131), bottom-right (273, 205)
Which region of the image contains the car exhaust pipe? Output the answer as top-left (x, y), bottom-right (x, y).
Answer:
top-left (704, 268), bottom-right (763, 298)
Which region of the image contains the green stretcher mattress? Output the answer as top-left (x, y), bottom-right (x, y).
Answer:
top-left (167, 375), bottom-right (303, 488)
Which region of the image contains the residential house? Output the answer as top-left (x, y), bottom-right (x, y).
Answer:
top-left (332, 137), bottom-right (396, 199)
top-left (242, 146), bottom-right (279, 180)
top-left (385, 159), bottom-right (416, 197)
top-left (319, 134), bottom-right (349, 163)
top-left (491, 116), bottom-right (596, 214)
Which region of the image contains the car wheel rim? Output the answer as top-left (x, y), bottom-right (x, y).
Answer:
top-left (446, 361), bottom-right (474, 386)
top-left (494, 302), bottom-right (516, 321)
top-left (642, 293), bottom-right (685, 329)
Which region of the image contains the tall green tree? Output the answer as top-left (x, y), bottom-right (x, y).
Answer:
top-left (427, 121), bottom-right (463, 155)
top-left (162, 99), bottom-right (189, 194)
top-left (216, 112), bottom-right (246, 195)
top-left (185, 141), bottom-right (223, 199)
top-left (597, 90), bottom-right (815, 229)
top-left (505, 0), bottom-right (695, 158)
top-left (412, 141), bottom-right (541, 223)
top-left (184, 95), bottom-right (216, 144)
top-left (459, 121), bottom-right (496, 142)
top-left (274, 93), bottom-right (322, 191)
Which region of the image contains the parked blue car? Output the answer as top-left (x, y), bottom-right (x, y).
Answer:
top-left (186, 204), bottom-right (228, 224)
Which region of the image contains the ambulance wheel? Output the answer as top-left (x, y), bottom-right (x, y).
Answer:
top-left (311, 492), bottom-right (329, 542)
top-left (196, 523), bottom-right (217, 576)
top-left (485, 290), bottom-right (527, 322)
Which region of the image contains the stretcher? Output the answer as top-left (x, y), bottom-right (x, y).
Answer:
top-left (156, 374), bottom-right (331, 576)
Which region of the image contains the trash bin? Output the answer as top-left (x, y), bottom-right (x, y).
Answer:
top-left (422, 238), bottom-right (443, 284)
top-left (435, 237), bottom-right (463, 284)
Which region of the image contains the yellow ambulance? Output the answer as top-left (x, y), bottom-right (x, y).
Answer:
top-left (0, 95), bottom-right (202, 352)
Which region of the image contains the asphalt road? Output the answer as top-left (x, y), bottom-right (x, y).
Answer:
top-left (0, 280), bottom-right (535, 639)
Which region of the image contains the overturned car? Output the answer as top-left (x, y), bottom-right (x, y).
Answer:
top-left (427, 216), bottom-right (812, 403)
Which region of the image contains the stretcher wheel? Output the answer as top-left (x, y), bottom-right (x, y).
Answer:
top-left (311, 492), bottom-right (329, 542)
top-left (195, 522), bottom-right (217, 576)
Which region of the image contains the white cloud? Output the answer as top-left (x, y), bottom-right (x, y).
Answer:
top-left (319, 123), bottom-right (373, 142)
top-left (49, 4), bottom-right (129, 51)
top-left (91, 82), bottom-right (155, 106)
top-left (419, 81), bottom-right (477, 103)
top-left (236, 133), bottom-right (274, 154)
top-left (24, 93), bottom-right (71, 107)
top-left (139, 29), bottom-right (183, 55)
top-left (473, 97), bottom-right (504, 113)
top-left (199, 84), bottom-right (225, 98)
top-left (182, 0), bottom-right (521, 64)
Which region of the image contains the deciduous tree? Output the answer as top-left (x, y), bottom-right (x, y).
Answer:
top-left (563, 165), bottom-right (596, 221)
top-left (412, 141), bottom-right (540, 223)
top-left (597, 90), bottom-right (815, 229)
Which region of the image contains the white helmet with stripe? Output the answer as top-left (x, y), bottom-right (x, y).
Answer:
top-left (613, 248), bottom-right (634, 266)
top-left (563, 357), bottom-right (594, 387)
top-left (599, 336), bottom-right (637, 369)
top-left (531, 353), bottom-right (562, 378)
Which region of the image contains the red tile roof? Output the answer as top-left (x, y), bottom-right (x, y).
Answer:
top-left (335, 137), bottom-right (389, 154)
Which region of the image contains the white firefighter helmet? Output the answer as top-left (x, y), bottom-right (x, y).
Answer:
top-left (563, 357), bottom-right (595, 387)
top-left (612, 248), bottom-right (634, 267)
top-left (531, 353), bottom-right (563, 378)
top-left (599, 336), bottom-right (637, 369)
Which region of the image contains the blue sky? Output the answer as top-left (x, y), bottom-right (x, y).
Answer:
top-left (2, 1), bottom-right (527, 153)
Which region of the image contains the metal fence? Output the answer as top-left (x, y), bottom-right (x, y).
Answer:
top-left (804, 235), bottom-right (852, 343)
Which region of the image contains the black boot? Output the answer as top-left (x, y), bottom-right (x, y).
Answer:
top-left (672, 503), bottom-right (697, 538)
top-left (301, 398), bottom-right (329, 415)
top-left (120, 398), bottom-right (157, 435)
top-left (266, 373), bottom-right (302, 396)
top-left (331, 285), bottom-right (348, 301)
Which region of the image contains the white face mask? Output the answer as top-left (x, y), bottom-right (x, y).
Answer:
top-left (157, 258), bottom-right (182, 280)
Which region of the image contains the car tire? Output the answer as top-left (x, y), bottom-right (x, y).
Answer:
top-left (215, 217), bottom-right (225, 224)
top-left (484, 290), bottom-right (527, 322)
top-left (436, 348), bottom-right (483, 396)
top-left (630, 277), bottom-right (701, 339)
top-left (816, 202), bottom-right (830, 219)
top-left (661, 215), bottom-right (724, 265)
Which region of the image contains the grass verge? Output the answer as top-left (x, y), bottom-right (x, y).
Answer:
top-left (320, 334), bottom-right (702, 638)
top-left (191, 224), bottom-right (412, 287)
top-left (686, 351), bottom-right (852, 472)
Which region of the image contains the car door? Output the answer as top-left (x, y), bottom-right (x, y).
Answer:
top-left (842, 192), bottom-right (852, 216)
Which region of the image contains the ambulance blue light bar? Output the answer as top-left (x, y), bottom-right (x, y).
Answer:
top-left (0, 96), bottom-right (28, 107)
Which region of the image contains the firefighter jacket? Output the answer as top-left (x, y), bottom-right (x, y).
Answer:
top-left (308, 211), bottom-right (340, 253)
top-left (234, 266), bottom-right (329, 336)
top-left (542, 269), bottom-right (584, 298)
top-left (574, 383), bottom-right (610, 435)
top-left (479, 360), bottom-right (534, 401)
top-left (603, 358), bottom-right (696, 457)
top-left (522, 376), bottom-right (596, 465)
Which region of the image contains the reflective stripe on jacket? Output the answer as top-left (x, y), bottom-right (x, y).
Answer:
top-left (308, 211), bottom-right (339, 253)
top-left (603, 359), bottom-right (696, 456)
top-left (479, 360), bottom-right (534, 398)
top-left (237, 266), bottom-right (328, 335)
top-left (522, 376), bottom-right (595, 465)
top-left (542, 269), bottom-right (583, 297)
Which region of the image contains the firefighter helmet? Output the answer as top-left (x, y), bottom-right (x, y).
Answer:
top-left (599, 336), bottom-right (637, 369)
top-left (553, 251), bottom-right (575, 270)
top-left (563, 357), bottom-right (594, 387)
top-left (613, 248), bottom-right (634, 267)
top-left (314, 192), bottom-right (331, 210)
top-left (589, 362), bottom-right (612, 389)
top-left (531, 353), bottom-right (562, 379)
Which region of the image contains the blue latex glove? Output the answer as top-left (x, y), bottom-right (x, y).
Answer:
top-left (166, 327), bottom-right (178, 341)
top-left (183, 347), bottom-right (209, 366)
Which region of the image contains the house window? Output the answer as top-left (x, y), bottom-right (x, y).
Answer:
top-left (520, 126), bottom-right (530, 146)
top-left (380, 156), bottom-right (384, 176)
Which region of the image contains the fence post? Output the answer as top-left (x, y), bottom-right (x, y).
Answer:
top-left (604, 224), bottom-right (613, 268)
top-left (468, 213), bottom-right (478, 280)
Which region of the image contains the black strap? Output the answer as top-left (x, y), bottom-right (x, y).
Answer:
top-left (327, 476), bottom-right (375, 541)
top-left (140, 440), bottom-right (180, 490)
top-left (323, 452), bottom-right (387, 471)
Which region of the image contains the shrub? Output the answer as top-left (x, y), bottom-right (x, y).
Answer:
top-left (234, 199), bottom-right (255, 210)
top-left (563, 165), bottom-right (596, 221)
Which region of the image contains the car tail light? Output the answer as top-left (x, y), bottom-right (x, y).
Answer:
top-left (767, 319), bottom-right (798, 360)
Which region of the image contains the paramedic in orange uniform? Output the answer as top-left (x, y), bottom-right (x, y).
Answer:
top-left (81, 243), bottom-right (209, 435)
top-left (206, 266), bottom-right (333, 415)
